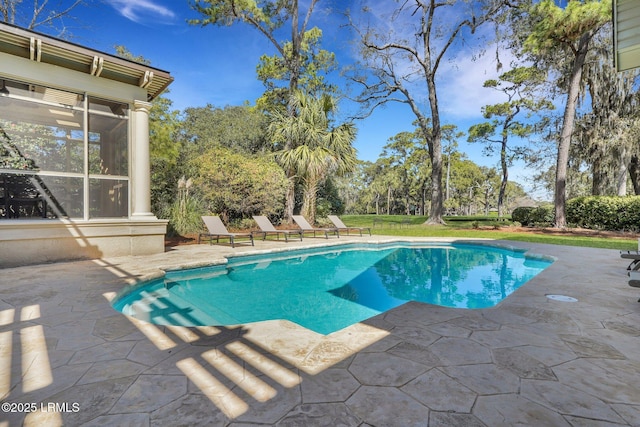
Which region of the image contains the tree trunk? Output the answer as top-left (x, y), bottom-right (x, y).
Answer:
top-left (426, 100), bottom-right (444, 225)
top-left (591, 155), bottom-right (607, 195)
top-left (555, 34), bottom-right (590, 228)
top-left (386, 186), bottom-right (391, 215)
top-left (445, 155), bottom-right (450, 202)
top-left (617, 145), bottom-right (629, 196)
top-left (284, 174), bottom-right (295, 224)
top-left (289, 0), bottom-right (300, 100)
top-left (423, 74), bottom-right (445, 225)
top-left (405, 192), bottom-right (410, 215)
top-left (498, 136), bottom-right (508, 218)
top-left (629, 154), bottom-right (640, 195)
top-left (484, 187), bottom-right (490, 216)
top-left (301, 177), bottom-right (318, 225)
top-left (283, 1), bottom-right (301, 223)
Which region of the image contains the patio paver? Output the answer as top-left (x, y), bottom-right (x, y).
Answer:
top-left (0, 236), bottom-right (639, 426)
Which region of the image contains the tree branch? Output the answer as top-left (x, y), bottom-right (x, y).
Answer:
top-left (30, 0), bottom-right (84, 30)
top-left (301, 0), bottom-right (319, 35)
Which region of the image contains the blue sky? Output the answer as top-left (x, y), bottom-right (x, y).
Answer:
top-left (62, 0), bottom-right (544, 195)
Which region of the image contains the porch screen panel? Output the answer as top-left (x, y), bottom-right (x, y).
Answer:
top-left (89, 179), bottom-right (128, 218)
top-left (87, 97), bottom-right (129, 218)
top-left (0, 81), bottom-right (85, 219)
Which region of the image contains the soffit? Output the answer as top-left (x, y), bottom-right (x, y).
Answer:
top-left (0, 22), bottom-right (173, 101)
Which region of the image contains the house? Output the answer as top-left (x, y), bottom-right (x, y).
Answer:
top-left (614, 0), bottom-right (640, 72)
top-left (0, 22), bottom-right (173, 266)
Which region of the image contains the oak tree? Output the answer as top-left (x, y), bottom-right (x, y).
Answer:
top-left (350, 0), bottom-right (509, 225)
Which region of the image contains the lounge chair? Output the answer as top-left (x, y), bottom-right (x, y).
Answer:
top-left (621, 250), bottom-right (640, 301)
top-left (620, 250), bottom-right (640, 271)
top-left (292, 215), bottom-right (339, 238)
top-left (252, 215), bottom-right (303, 242)
top-left (328, 215), bottom-right (371, 236)
top-left (198, 215), bottom-right (254, 248)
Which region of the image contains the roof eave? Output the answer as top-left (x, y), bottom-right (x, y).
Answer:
top-left (0, 21), bottom-right (173, 101)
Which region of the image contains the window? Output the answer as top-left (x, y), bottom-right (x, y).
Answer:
top-left (0, 79), bottom-right (129, 219)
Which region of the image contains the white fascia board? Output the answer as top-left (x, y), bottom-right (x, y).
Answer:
top-left (0, 51), bottom-right (147, 103)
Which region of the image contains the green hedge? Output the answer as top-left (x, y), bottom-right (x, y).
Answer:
top-left (566, 196), bottom-right (640, 231)
top-left (445, 215), bottom-right (511, 222)
top-left (512, 197), bottom-right (640, 230)
top-left (511, 207), bottom-right (534, 225)
top-left (511, 206), bottom-right (554, 226)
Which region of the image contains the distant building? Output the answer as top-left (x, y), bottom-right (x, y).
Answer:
top-left (510, 196), bottom-right (539, 210)
top-left (0, 22), bottom-right (173, 266)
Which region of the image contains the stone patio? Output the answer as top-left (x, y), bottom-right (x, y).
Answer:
top-left (0, 236), bottom-right (639, 426)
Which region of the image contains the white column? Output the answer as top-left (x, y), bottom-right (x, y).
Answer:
top-left (131, 100), bottom-right (156, 219)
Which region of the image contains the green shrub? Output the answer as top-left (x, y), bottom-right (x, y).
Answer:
top-left (511, 206), bottom-right (553, 227)
top-left (229, 217), bottom-right (257, 231)
top-left (193, 146), bottom-right (288, 222)
top-left (316, 216), bottom-right (333, 227)
top-left (511, 207), bottom-right (535, 226)
top-left (316, 199), bottom-right (333, 219)
top-left (567, 196), bottom-right (640, 231)
top-left (621, 197), bottom-right (640, 232)
top-left (530, 206), bottom-right (554, 226)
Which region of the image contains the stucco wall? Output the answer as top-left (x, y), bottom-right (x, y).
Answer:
top-left (0, 219), bottom-right (168, 267)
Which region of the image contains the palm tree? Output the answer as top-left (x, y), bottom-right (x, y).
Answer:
top-left (269, 91), bottom-right (357, 224)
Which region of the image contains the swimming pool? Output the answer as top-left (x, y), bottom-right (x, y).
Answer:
top-left (112, 242), bottom-right (553, 335)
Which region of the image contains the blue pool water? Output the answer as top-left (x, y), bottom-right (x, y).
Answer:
top-left (112, 243), bottom-right (552, 335)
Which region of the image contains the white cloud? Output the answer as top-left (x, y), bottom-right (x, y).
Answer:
top-left (438, 48), bottom-right (514, 120)
top-left (108, 0), bottom-right (175, 24)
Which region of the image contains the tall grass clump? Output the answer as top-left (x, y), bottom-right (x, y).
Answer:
top-left (165, 176), bottom-right (205, 236)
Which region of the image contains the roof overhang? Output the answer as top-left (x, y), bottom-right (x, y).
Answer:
top-left (614, 0), bottom-right (640, 72)
top-left (0, 22), bottom-right (173, 101)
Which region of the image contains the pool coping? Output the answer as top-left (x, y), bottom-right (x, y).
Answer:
top-left (123, 237), bottom-right (557, 283)
top-left (111, 239), bottom-right (557, 335)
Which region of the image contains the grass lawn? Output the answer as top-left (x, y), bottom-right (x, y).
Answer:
top-left (338, 214), bottom-right (638, 251)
